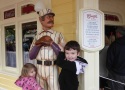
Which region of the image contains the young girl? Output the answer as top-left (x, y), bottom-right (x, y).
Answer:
top-left (15, 63), bottom-right (43, 90)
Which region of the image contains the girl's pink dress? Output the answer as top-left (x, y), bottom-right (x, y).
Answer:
top-left (15, 76), bottom-right (43, 90)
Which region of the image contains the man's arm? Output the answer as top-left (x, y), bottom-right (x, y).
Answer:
top-left (29, 35), bottom-right (47, 60)
top-left (29, 44), bottom-right (42, 60)
top-left (58, 32), bottom-right (65, 47)
top-left (29, 35), bottom-right (53, 60)
top-left (29, 36), bottom-right (38, 60)
top-left (51, 42), bottom-right (61, 56)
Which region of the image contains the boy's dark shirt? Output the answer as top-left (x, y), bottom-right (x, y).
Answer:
top-left (56, 52), bottom-right (88, 90)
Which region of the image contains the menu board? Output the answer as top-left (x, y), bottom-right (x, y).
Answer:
top-left (79, 9), bottom-right (104, 52)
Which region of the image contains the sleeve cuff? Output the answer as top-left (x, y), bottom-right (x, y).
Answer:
top-left (74, 61), bottom-right (81, 75)
top-left (75, 61), bottom-right (88, 75)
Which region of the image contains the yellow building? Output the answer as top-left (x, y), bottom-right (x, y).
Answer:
top-left (0, 0), bottom-right (125, 90)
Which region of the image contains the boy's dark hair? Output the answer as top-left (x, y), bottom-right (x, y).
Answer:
top-left (64, 40), bottom-right (80, 52)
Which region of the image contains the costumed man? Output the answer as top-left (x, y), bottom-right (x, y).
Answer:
top-left (29, 8), bottom-right (65, 90)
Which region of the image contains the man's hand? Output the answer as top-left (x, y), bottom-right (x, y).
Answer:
top-left (35, 36), bottom-right (53, 46)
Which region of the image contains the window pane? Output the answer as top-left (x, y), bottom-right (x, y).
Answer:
top-left (22, 21), bottom-right (37, 65)
top-left (5, 25), bottom-right (16, 67)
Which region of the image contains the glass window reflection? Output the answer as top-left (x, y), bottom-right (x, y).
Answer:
top-left (22, 21), bottom-right (37, 65)
top-left (5, 25), bottom-right (16, 67)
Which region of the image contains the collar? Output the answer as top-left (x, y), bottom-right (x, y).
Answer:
top-left (40, 29), bottom-right (53, 34)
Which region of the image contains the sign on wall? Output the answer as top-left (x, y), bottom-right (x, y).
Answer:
top-left (21, 4), bottom-right (35, 15)
top-left (105, 14), bottom-right (119, 21)
top-left (79, 9), bottom-right (104, 52)
top-left (4, 9), bottom-right (15, 19)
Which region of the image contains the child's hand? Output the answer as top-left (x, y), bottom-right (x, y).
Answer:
top-left (58, 44), bottom-right (64, 51)
top-left (38, 87), bottom-right (44, 90)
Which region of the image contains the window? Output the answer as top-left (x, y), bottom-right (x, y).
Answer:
top-left (5, 25), bottom-right (16, 68)
top-left (22, 21), bottom-right (37, 65)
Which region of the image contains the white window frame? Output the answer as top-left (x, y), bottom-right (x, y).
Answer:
top-left (0, 0), bottom-right (51, 76)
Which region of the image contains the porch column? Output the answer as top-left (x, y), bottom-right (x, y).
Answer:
top-left (77, 0), bottom-right (102, 90)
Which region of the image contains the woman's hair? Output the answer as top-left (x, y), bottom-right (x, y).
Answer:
top-left (64, 40), bottom-right (80, 52)
top-left (20, 63), bottom-right (37, 78)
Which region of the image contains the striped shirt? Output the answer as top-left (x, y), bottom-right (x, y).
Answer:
top-left (30, 29), bottom-right (65, 61)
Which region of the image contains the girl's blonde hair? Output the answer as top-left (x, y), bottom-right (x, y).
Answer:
top-left (20, 63), bottom-right (37, 78)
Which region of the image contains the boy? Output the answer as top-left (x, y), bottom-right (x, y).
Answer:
top-left (56, 40), bottom-right (88, 90)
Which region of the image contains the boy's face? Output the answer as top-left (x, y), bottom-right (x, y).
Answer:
top-left (65, 48), bottom-right (80, 62)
